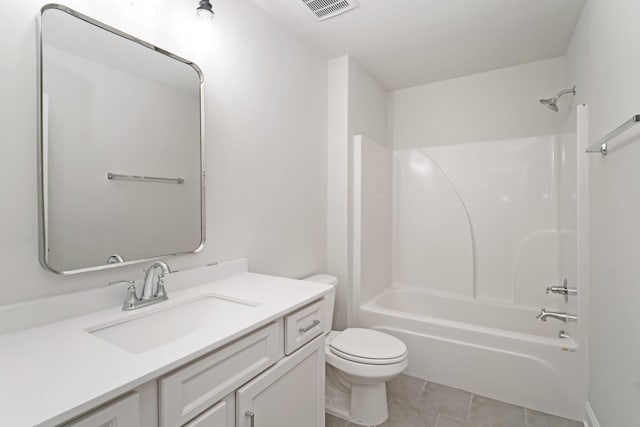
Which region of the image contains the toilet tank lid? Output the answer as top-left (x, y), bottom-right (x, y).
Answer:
top-left (302, 274), bottom-right (338, 286)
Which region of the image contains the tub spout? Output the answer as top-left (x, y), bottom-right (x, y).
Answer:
top-left (536, 308), bottom-right (577, 323)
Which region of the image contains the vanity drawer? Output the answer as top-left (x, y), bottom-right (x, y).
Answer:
top-left (159, 321), bottom-right (283, 427)
top-left (284, 299), bottom-right (324, 355)
top-left (63, 392), bottom-right (139, 427)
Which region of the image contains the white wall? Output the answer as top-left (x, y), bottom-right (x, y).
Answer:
top-left (566, 2), bottom-right (640, 426)
top-left (327, 55), bottom-right (387, 328)
top-left (352, 136), bottom-right (391, 309)
top-left (388, 57), bottom-right (569, 148)
top-left (327, 56), bottom-right (349, 330)
top-left (0, 0), bottom-right (327, 306)
top-left (348, 60), bottom-right (388, 145)
top-left (391, 148), bottom-right (474, 298)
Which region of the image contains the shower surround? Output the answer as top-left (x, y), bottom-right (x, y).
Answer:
top-left (392, 135), bottom-right (576, 310)
top-left (351, 133), bottom-right (585, 420)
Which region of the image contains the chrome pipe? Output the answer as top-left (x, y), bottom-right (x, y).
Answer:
top-left (586, 114), bottom-right (640, 155)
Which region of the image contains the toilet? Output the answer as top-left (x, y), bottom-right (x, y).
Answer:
top-left (303, 274), bottom-right (408, 426)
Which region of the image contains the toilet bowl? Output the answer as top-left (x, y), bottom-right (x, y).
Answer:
top-left (325, 328), bottom-right (408, 425)
top-left (303, 275), bottom-right (408, 426)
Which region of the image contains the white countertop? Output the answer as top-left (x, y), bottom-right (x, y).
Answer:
top-left (0, 271), bottom-right (331, 427)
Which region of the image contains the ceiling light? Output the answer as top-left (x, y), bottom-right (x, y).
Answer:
top-left (197, 0), bottom-right (214, 19)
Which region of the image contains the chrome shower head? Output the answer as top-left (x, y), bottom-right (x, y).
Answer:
top-left (539, 86), bottom-right (576, 113)
top-left (539, 98), bottom-right (559, 112)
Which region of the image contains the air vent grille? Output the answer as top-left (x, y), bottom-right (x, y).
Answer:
top-left (298, 0), bottom-right (359, 21)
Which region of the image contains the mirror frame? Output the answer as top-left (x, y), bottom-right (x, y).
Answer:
top-left (37, 4), bottom-right (206, 275)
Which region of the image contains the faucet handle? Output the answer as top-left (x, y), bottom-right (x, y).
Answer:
top-left (154, 276), bottom-right (168, 299)
top-left (121, 281), bottom-right (139, 311)
top-left (109, 279), bottom-right (136, 287)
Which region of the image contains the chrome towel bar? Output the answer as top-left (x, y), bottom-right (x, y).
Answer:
top-left (586, 114), bottom-right (640, 155)
top-left (107, 172), bottom-right (184, 184)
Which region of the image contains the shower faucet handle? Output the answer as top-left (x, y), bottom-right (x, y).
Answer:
top-left (545, 279), bottom-right (578, 303)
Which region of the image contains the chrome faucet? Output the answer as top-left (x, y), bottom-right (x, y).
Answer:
top-left (141, 261), bottom-right (171, 300)
top-left (120, 261), bottom-right (171, 311)
top-left (536, 308), bottom-right (577, 323)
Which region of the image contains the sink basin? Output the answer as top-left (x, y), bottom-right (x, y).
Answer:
top-left (88, 295), bottom-right (258, 354)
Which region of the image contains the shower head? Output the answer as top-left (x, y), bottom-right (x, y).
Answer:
top-left (539, 86), bottom-right (576, 112)
top-left (539, 98), bottom-right (559, 112)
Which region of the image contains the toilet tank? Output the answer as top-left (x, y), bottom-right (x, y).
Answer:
top-left (302, 274), bottom-right (337, 334)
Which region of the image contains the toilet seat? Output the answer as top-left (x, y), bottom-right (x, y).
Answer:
top-left (328, 328), bottom-right (408, 365)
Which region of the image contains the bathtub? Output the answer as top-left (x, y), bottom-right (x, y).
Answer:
top-left (358, 287), bottom-right (586, 420)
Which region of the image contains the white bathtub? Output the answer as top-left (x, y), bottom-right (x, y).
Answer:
top-left (358, 287), bottom-right (586, 420)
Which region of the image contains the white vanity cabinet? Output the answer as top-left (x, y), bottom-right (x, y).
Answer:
top-left (181, 335), bottom-right (325, 427)
top-left (236, 335), bottom-right (325, 427)
top-left (156, 300), bottom-right (325, 427)
top-left (159, 321), bottom-right (283, 427)
top-left (57, 298), bottom-right (326, 427)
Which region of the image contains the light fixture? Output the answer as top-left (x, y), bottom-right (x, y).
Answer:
top-left (197, 0), bottom-right (214, 19)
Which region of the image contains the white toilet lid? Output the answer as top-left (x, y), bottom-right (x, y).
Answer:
top-left (329, 328), bottom-right (407, 365)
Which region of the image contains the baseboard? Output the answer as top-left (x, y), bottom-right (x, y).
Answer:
top-left (585, 402), bottom-right (600, 427)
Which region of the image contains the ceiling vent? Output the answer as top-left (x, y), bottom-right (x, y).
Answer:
top-left (297, 0), bottom-right (359, 21)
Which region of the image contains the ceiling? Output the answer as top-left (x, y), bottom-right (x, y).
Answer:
top-left (251, 0), bottom-right (585, 90)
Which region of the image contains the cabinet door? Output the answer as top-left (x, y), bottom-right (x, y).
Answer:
top-left (64, 392), bottom-right (139, 427)
top-left (236, 335), bottom-right (324, 427)
top-left (183, 394), bottom-right (234, 427)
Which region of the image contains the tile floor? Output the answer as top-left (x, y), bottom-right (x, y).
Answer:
top-left (325, 374), bottom-right (583, 427)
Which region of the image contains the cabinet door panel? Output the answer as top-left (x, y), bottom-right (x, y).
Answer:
top-left (236, 336), bottom-right (325, 427)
